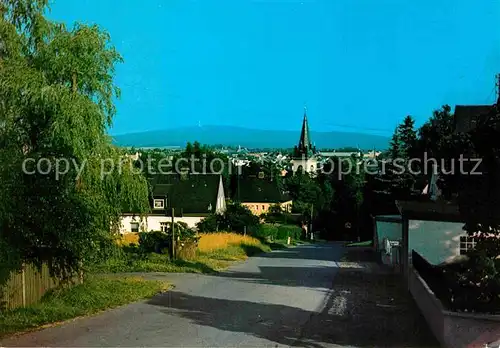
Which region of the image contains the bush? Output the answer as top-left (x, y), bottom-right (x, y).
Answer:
top-left (196, 214), bottom-right (223, 232)
top-left (138, 231), bottom-right (171, 254)
top-left (253, 224), bottom-right (278, 241)
top-left (276, 225), bottom-right (302, 240)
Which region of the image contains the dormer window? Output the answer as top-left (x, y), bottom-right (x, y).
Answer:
top-left (154, 199), bottom-right (165, 209)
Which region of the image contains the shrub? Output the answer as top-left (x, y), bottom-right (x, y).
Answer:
top-left (138, 231), bottom-right (171, 254)
top-left (252, 224), bottom-right (278, 241)
top-left (196, 214), bottom-right (223, 232)
top-left (276, 225), bottom-right (301, 240)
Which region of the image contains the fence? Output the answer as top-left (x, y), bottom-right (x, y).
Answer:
top-left (1, 263), bottom-right (82, 310)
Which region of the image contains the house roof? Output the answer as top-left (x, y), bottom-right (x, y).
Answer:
top-left (234, 176), bottom-right (291, 203)
top-left (396, 200), bottom-right (462, 222)
top-left (150, 174), bottom-right (222, 214)
top-left (454, 105), bottom-right (494, 133)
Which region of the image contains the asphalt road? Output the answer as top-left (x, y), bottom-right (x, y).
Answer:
top-left (1, 243), bottom-right (346, 347)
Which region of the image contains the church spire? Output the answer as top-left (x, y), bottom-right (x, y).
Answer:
top-left (296, 106), bottom-right (314, 158)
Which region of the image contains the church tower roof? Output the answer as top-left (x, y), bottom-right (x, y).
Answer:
top-left (294, 106), bottom-right (315, 159)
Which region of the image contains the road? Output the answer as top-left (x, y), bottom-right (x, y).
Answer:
top-left (0, 242), bottom-right (436, 347)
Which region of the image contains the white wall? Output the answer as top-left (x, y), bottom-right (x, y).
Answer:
top-left (409, 220), bottom-right (466, 265)
top-left (375, 219), bottom-right (402, 251)
top-left (375, 217), bottom-right (466, 266)
top-left (120, 215), bottom-right (203, 234)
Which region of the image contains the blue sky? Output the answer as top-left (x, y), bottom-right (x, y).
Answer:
top-left (48, 0), bottom-right (500, 137)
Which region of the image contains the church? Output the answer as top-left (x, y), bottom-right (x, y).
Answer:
top-left (291, 107), bottom-right (318, 175)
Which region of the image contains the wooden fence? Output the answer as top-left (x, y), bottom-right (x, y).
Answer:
top-left (1, 263), bottom-right (82, 310)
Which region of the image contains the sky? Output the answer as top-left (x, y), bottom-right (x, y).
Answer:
top-left (47, 0), bottom-right (500, 137)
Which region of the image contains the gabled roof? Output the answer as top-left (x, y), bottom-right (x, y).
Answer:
top-left (234, 176), bottom-right (291, 203)
top-left (150, 174), bottom-right (222, 214)
top-left (454, 105), bottom-right (494, 133)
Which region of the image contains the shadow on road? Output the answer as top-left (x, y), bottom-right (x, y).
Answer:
top-left (213, 265), bottom-right (336, 289)
top-left (254, 243), bottom-right (343, 262)
top-left (147, 277), bottom-right (438, 348)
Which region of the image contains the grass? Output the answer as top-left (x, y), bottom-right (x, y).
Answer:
top-left (0, 275), bottom-right (169, 338)
top-left (346, 240), bottom-right (372, 247)
top-left (92, 232), bottom-right (286, 274)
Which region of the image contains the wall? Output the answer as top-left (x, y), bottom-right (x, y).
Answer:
top-left (242, 202), bottom-right (272, 215)
top-left (120, 215), bottom-right (203, 233)
top-left (375, 218), bottom-right (402, 251)
top-left (409, 220), bottom-right (465, 265)
top-left (374, 216), bottom-right (402, 267)
top-left (409, 266), bottom-right (500, 348)
top-left (242, 200), bottom-right (292, 216)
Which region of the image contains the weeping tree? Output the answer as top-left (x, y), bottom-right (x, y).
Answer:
top-left (0, 0), bottom-right (149, 283)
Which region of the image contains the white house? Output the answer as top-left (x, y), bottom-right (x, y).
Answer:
top-left (120, 173), bottom-right (226, 233)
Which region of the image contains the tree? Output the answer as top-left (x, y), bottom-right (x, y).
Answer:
top-left (0, 0), bottom-right (149, 282)
top-left (416, 105), bottom-right (458, 198)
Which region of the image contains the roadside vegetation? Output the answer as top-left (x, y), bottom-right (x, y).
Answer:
top-left (0, 276), bottom-right (169, 338)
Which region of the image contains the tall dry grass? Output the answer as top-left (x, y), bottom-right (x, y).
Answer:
top-left (198, 232), bottom-right (262, 253)
top-left (118, 233), bottom-right (139, 246)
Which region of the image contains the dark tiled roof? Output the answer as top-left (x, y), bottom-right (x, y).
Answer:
top-left (396, 200), bottom-right (462, 222)
top-left (233, 176), bottom-right (291, 203)
top-left (150, 174), bottom-right (222, 214)
top-left (454, 105), bottom-right (494, 133)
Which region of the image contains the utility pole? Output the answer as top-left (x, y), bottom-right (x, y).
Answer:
top-left (171, 208), bottom-right (175, 260)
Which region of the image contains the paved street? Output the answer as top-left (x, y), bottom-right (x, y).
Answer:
top-left (0, 243), bottom-right (437, 347)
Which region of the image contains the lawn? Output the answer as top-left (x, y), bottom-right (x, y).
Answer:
top-left (0, 275), bottom-right (169, 338)
top-left (90, 232), bottom-right (289, 274)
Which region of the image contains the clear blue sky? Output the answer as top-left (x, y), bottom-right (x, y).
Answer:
top-left (47, 0), bottom-right (500, 137)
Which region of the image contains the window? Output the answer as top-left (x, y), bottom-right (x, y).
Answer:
top-left (154, 199), bottom-right (165, 209)
top-left (130, 222), bottom-right (139, 233)
top-left (262, 205), bottom-right (265, 210)
top-left (460, 236), bottom-right (476, 255)
top-left (160, 222), bottom-right (168, 232)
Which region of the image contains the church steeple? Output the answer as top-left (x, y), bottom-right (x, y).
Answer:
top-left (295, 106), bottom-right (315, 158)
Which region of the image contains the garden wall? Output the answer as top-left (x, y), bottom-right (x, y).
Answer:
top-left (409, 256), bottom-right (500, 347)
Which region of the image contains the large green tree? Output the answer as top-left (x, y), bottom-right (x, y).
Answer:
top-left (0, 0), bottom-right (149, 282)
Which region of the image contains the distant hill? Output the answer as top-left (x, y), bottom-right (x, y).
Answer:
top-left (111, 125), bottom-right (390, 150)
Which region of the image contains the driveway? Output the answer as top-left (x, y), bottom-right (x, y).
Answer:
top-left (0, 243), bottom-right (437, 347)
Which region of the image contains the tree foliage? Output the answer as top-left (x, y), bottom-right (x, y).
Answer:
top-left (0, 1), bottom-right (149, 282)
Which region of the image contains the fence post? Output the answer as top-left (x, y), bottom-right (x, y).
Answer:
top-left (21, 263), bottom-right (26, 307)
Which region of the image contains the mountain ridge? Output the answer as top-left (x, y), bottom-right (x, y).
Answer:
top-left (111, 125), bottom-right (390, 150)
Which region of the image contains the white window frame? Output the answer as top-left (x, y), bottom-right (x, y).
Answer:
top-left (130, 222), bottom-right (139, 233)
top-left (154, 199), bottom-right (165, 209)
top-left (160, 222), bottom-right (168, 232)
top-left (460, 236), bottom-right (476, 255)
